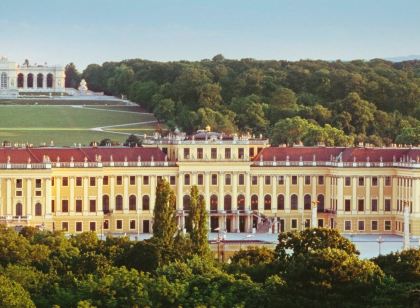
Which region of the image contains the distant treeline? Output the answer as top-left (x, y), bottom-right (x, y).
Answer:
top-left (65, 56), bottom-right (420, 146)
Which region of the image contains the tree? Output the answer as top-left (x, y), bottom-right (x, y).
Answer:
top-left (0, 275), bottom-right (35, 307)
top-left (118, 240), bottom-right (160, 273)
top-left (270, 116), bottom-right (312, 145)
top-left (153, 98), bottom-right (176, 122)
top-left (124, 134), bottom-right (142, 147)
top-left (188, 186), bottom-right (210, 257)
top-left (65, 63), bottom-right (82, 89)
top-left (153, 179), bottom-right (178, 250)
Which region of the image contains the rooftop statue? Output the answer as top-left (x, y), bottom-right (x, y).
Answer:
top-left (78, 79), bottom-right (88, 92)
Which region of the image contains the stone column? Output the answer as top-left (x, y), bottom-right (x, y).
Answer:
top-left (298, 176), bottom-right (304, 212)
top-left (26, 178), bottom-right (32, 217)
top-left (69, 177), bottom-right (75, 213)
top-left (392, 177), bottom-right (398, 213)
top-left (97, 176), bottom-right (103, 213)
top-left (245, 172), bottom-right (251, 210)
top-left (311, 203), bottom-right (318, 228)
top-left (337, 177), bottom-right (344, 212)
top-left (110, 176), bottom-right (115, 211)
top-left (232, 173), bottom-right (238, 210)
top-left (218, 172), bottom-right (224, 211)
top-left (6, 178), bottom-right (12, 216)
top-left (83, 177), bottom-right (88, 213)
top-left (404, 203), bottom-right (410, 250)
top-left (414, 178), bottom-right (420, 214)
top-left (123, 176), bottom-right (129, 213)
top-left (43, 75), bottom-right (47, 89)
top-left (136, 175), bottom-right (142, 211)
top-left (45, 178), bottom-right (52, 217)
top-left (23, 74), bottom-right (27, 89)
top-left (204, 172), bottom-right (210, 211)
top-left (366, 176), bottom-right (371, 212)
top-left (150, 175), bottom-right (156, 211)
top-left (177, 173), bottom-right (183, 210)
top-left (271, 175), bottom-right (277, 213)
top-left (56, 177), bottom-right (61, 213)
top-left (352, 177), bottom-right (357, 212)
top-left (379, 176), bottom-right (384, 212)
top-left (285, 175), bottom-right (291, 213)
top-left (325, 176), bottom-right (331, 209)
top-left (258, 175), bottom-right (264, 211)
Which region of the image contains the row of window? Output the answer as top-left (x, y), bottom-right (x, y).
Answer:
top-left (183, 147), bottom-right (261, 160)
top-left (62, 219), bottom-right (151, 233)
top-left (344, 220), bottom-right (392, 231)
top-left (344, 199), bottom-right (392, 212)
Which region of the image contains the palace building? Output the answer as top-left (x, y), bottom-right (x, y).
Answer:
top-left (0, 56), bottom-right (65, 95)
top-left (0, 130), bottom-right (419, 237)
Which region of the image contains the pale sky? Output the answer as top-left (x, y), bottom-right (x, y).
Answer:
top-left (1, 0), bottom-right (419, 69)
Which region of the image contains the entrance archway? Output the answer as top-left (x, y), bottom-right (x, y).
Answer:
top-left (27, 73), bottom-right (34, 88)
top-left (37, 73), bottom-right (44, 88)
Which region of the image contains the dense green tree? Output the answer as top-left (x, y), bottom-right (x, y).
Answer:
top-left (65, 62), bottom-right (82, 89)
top-left (123, 134), bottom-right (142, 147)
top-left (188, 186), bottom-right (210, 257)
top-left (0, 275), bottom-right (35, 308)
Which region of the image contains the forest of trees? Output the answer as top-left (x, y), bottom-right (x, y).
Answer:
top-left (66, 56), bottom-right (420, 146)
top-left (0, 180), bottom-right (419, 307)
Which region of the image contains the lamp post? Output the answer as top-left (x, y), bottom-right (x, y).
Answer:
top-left (377, 235), bottom-right (383, 256)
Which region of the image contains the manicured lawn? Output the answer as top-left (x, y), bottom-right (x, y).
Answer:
top-left (0, 105), bottom-right (157, 146)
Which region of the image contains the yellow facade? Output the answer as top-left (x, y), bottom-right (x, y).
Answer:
top-left (1, 132), bottom-right (420, 237)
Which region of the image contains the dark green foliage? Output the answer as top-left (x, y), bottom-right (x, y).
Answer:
top-left (79, 57), bottom-right (420, 145)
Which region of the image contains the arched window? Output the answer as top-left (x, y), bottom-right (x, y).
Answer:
top-left (27, 73), bottom-right (34, 88)
top-left (264, 194), bottom-right (271, 210)
top-left (142, 195), bottom-right (150, 211)
top-left (115, 195), bottom-right (123, 211)
top-left (129, 195), bottom-right (136, 211)
top-left (35, 203), bottom-right (42, 216)
top-left (103, 195), bottom-right (109, 213)
top-left (0, 73), bottom-right (7, 89)
top-left (16, 202), bottom-right (23, 217)
top-left (291, 194), bottom-right (298, 210)
top-left (318, 194), bottom-right (325, 212)
top-left (224, 195), bottom-right (232, 211)
top-left (210, 195), bottom-right (218, 212)
top-left (37, 73), bottom-right (43, 88)
top-left (237, 194), bottom-right (245, 211)
top-left (304, 194), bottom-right (311, 210)
top-left (17, 73), bottom-right (24, 88)
top-left (277, 194), bottom-right (284, 210)
top-left (183, 195), bottom-right (191, 211)
top-left (251, 195), bottom-right (258, 210)
top-left (47, 73), bottom-right (53, 88)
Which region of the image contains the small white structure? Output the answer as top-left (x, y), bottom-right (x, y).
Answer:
top-left (78, 79), bottom-right (88, 92)
top-left (0, 56), bottom-right (65, 95)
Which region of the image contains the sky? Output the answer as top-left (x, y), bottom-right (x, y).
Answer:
top-left (1, 0), bottom-right (419, 69)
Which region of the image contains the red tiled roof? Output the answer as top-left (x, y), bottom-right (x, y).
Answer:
top-left (255, 146), bottom-right (420, 163)
top-left (0, 147), bottom-right (166, 163)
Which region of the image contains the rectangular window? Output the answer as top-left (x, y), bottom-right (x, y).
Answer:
top-left (345, 177), bottom-right (351, 186)
top-left (385, 199), bottom-right (391, 212)
top-left (76, 222), bottom-right (82, 232)
top-left (116, 176), bottom-right (122, 185)
top-left (35, 179), bottom-right (42, 188)
top-left (76, 200), bottom-right (82, 213)
top-left (143, 220), bottom-right (150, 233)
top-left (225, 148), bottom-right (231, 159)
top-left (130, 176), bottom-right (136, 185)
top-left (76, 177), bottom-right (82, 186)
top-left (265, 176), bottom-right (271, 185)
top-left (103, 220), bottom-right (109, 230)
top-left (358, 177), bottom-right (364, 186)
top-left (16, 190), bottom-right (22, 197)
top-left (170, 176), bottom-right (176, 185)
top-left (35, 190), bottom-right (42, 197)
top-left (62, 200), bottom-right (69, 213)
top-left (90, 177), bottom-right (96, 186)
top-left (16, 179), bottom-right (23, 188)
top-left (225, 174), bottom-right (231, 185)
top-left (238, 148), bottom-right (244, 159)
top-left (89, 200), bottom-right (96, 213)
top-left (51, 200), bottom-right (55, 213)
top-left (116, 220), bottom-right (123, 230)
top-left (62, 177), bottom-right (68, 186)
top-left (372, 177), bottom-right (378, 186)
top-left (371, 199), bottom-right (378, 212)
top-left (358, 199), bottom-right (364, 212)
top-left (62, 222), bottom-right (69, 231)
top-left (385, 176), bottom-right (391, 186)
top-left (197, 148), bottom-right (203, 159)
top-left (305, 176), bottom-right (310, 185)
top-left (239, 174), bottom-right (245, 185)
top-left (211, 174), bottom-right (217, 185)
top-left (291, 219), bottom-right (297, 229)
top-left (89, 222), bottom-right (96, 232)
top-left (252, 176), bottom-right (258, 185)
top-left (143, 176), bottom-right (149, 185)
top-left (318, 219), bottom-right (324, 228)
top-left (345, 199), bottom-right (351, 212)
top-left (249, 147), bottom-right (255, 157)
top-left (184, 174), bottom-right (190, 185)
top-left (130, 219), bottom-right (136, 230)
top-left (344, 220), bottom-right (351, 231)
top-left (197, 174), bottom-right (204, 185)
top-left (358, 220), bottom-right (365, 231)
top-left (211, 148), bottom-right (217, 159)
top-left (371, 220), bottom-right (378, 231)
top-left (292, 176), bottom-right (297, 185)
top-left (384, 220), bottom-right (391, 231)
top-left (103, 176), bottom-right (109, 185)
top-left (278, 176), bottom-right (284, 185)
top-left (318, 176), bottom-right (324, 185)
top-left (52, 177), bottom-right (55, 186)
top-left (305, 219), bottom-right (310, 228)
top-left (184, 148), bottom-right (190, 159)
